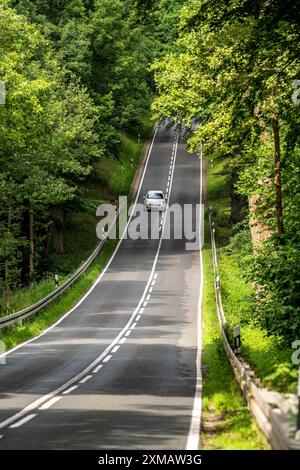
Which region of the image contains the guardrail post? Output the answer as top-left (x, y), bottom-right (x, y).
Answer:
top-left (296, 367), bottom-right (300, 439)
top-left (234, 325), bottom-right (241, 355)
top-left (0, 340), bottom-right (6, 365)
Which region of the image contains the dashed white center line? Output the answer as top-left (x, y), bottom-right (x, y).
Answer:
top-left (146, 294), bottom-right (150, 301)
top-left (136, 314), bottom-right (141, 321)
top-left (140, 307), bottom-right (145, 314)
top-left (125, 330), bottom-right (132, 337)
top-left (39, 396), bottom-right (62, 411)
top-left (119, 337), bottom-right (127, 345)
top-left (62, 385), bottom-right (79, 395)
top-left (92, 364), bottom-right (103, 373)
top-left (132, 322), bottom-right (137, 329)
top-left (103, 355), bottom-right (112, 363)
top-left (154, 273), bottom-right (158, 280)
top-left (111, 345), bottom-right (120, 353)
top-left (149, 287), bottom-right (153, 293)
top-left (79, 375), bottom-right (93, 384)
top-left (9, 414), bottom-right (37, 429)
top-left (143, 301), bottom-right (148, 308)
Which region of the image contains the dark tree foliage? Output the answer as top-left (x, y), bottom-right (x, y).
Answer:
top-left (153, 0), bottom-right (300, 342)
top-left (0, 0), bottom-right (181, 307)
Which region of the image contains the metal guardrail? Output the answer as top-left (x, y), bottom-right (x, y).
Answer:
top-left (208, 210), bottom-right (300, 450)
top-left (0, 206), bottom-right (122, 331)
top-left (0, 132), bottom-right (154, 332)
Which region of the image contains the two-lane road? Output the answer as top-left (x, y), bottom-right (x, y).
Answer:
top-left (0, 122), bottom-right (202, 449)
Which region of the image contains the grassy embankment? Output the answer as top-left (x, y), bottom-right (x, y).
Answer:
top-left (204, 154), bottom-right (294, 393)
top-left (201, 156), bottom-right (269, 449)
top-left (1, 117), bottom-right (154, 350)
top-left (202, 150), bottom-right (296, 447)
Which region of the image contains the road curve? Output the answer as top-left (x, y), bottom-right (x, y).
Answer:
top-left (0, 122), bottom-right (202, 449)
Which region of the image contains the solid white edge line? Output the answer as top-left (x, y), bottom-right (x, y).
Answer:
top-left (185, 146), bottom-right (203, 451)
top-left (0, 126), bottom-right (179, 432)
top-left (0, 125), bottom-right (159, 363)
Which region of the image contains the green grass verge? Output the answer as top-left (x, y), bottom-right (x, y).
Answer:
top-left (201, 222), bottom-right (269, 450)
top-left (206, 154), bottom-right (295, 393)
top-left (1, 239), bottom-right (117, 350)
top-left (0, 117), bottom-right (154, 317)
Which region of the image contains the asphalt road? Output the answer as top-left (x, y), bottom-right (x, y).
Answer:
top-left (0, 122), bottom-right (202, 450)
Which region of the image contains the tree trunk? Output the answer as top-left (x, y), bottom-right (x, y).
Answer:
top-left (248, 193), bottom-right (273, 247)
top-left (45, 221), bottom-right (54, 256)
top-left (5, 202), bottom-right (12, 311)
top-left (229, 166), bottom-right (247, 224)
top-left (52, 207), bottom-right (65, 255)
top-left (272, 117), bottom-right (284, 238)
top-left (228, 147), bottom-right (247, 225)
top-left (29, 203), bottom-right (34, 286)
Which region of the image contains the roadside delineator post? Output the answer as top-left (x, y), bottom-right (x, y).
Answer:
top-left (54, 273), bottom-right (59, 288)
top-left (234, 325), bottom-right (241, 355)
top-left (296, 368), bottom-right (300, 440)
top-left (0, 81), bottom-right (5, 105)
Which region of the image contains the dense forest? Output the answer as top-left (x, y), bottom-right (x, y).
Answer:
top-left (0, 0), bottom-right (181, 311)
top-left (0, 0), bottom-right (300, 348)
top-left (153, 0), bottom-right (300, 343)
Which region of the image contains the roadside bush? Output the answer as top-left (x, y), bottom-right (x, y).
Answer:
top-left (249, 240), bottom-right (300, 342)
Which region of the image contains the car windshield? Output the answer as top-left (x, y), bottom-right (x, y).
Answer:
top-left (147, 191), bottom-right (164, 199)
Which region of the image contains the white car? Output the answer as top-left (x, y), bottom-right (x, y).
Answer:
top-left (143, 190), bottom-right (166, 212)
